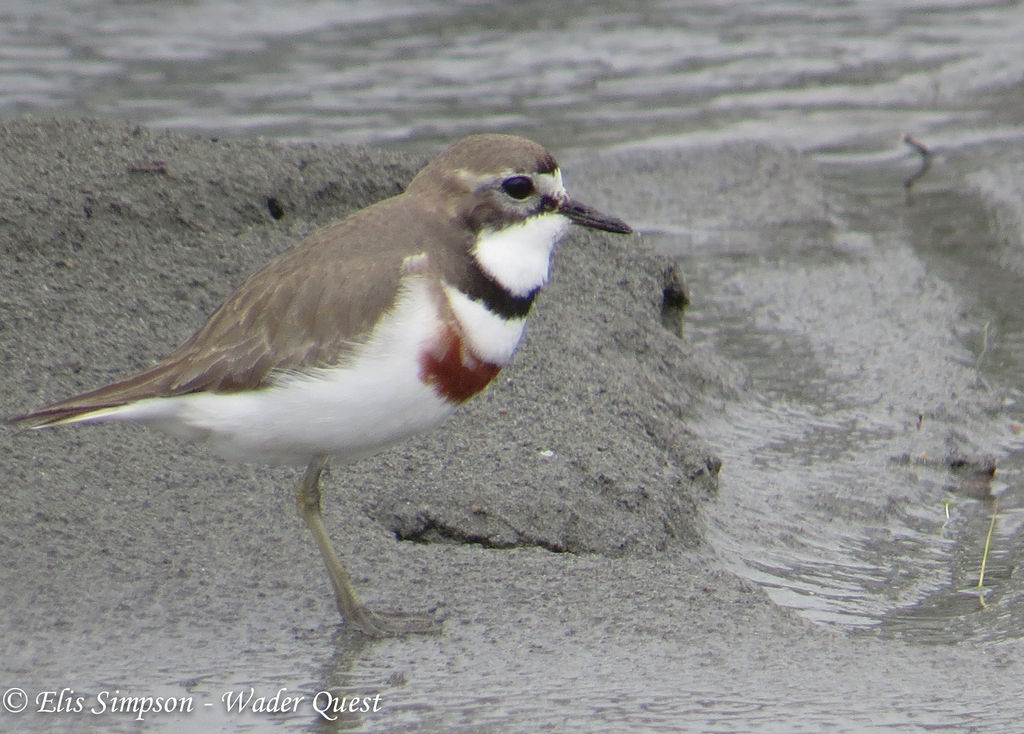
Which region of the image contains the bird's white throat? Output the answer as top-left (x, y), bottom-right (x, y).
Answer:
top-left (471, 212), bottom-right (569, 298)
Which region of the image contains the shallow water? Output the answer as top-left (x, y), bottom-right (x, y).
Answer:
top-left (4, 0), bottom-right (1024, 730)
top-left (676, 164), bottom-right (1024, 641)
top-left (5, 0), bottom-right (1024, 158)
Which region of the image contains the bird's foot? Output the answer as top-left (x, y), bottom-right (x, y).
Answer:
top-left (345, 604), bottom-right (444, 638)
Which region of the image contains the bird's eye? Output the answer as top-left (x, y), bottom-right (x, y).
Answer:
top-left (501, 176), bottom-right (535, 200)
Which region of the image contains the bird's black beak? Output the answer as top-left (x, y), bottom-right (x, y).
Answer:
top-left (559, 199), bottom-right (633, 234)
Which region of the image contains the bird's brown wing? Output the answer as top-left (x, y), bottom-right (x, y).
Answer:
top-left (13, 196), bottom-right (425, 427)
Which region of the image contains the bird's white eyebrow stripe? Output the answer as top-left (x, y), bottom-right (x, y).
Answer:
top-left (462, 168), bottom-right (564, 192)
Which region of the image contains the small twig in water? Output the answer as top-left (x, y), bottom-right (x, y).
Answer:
top-left (940, 497), bottom-right (953, 531)
top-left (901, 134), bottom-right (933, 204)
top-left (977, 498), bottom-right (998, 609)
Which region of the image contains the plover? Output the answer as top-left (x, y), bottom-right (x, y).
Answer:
top-left (12, 134), bottom-right (633, 636)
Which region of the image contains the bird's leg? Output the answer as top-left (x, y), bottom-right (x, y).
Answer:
top-left (295, 456), bottom-right (442, 637)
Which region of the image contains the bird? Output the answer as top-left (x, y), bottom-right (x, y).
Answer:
top-left (11, 133), bottom-right (633, 637)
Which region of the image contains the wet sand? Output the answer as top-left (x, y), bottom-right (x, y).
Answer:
top-left (2, 118), bottom-right (1022, 731)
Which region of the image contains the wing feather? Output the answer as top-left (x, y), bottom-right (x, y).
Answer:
top-left (12, 195), bottom-right (430, 427)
